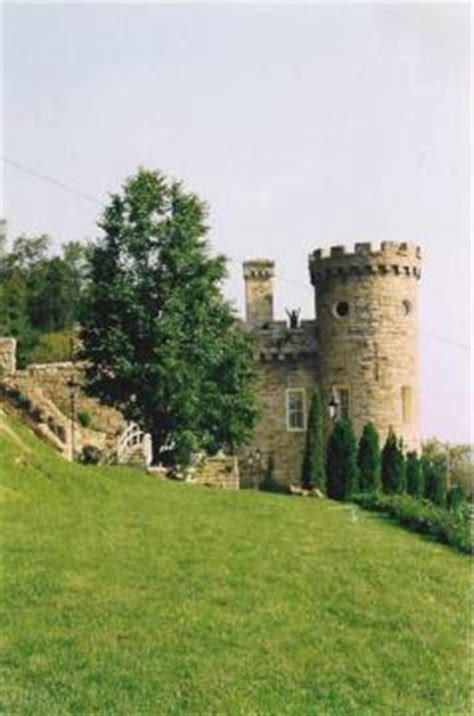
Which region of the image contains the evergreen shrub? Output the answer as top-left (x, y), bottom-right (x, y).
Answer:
top-left (301, 389), bottom-right (325, 490)
top-left (423, 458), bottom-right (447, 508)
top-left (326, 419), bottom-right (359, 501)
top-left (357, 422), bottom-right (380, 492)
top-left (406, 451), bottom-right (423, 497)
top-left (381, 429), bottom-right (406, 494)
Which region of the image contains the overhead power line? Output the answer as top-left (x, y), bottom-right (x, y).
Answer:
top-left (422, 331), bottom-right (470, 352)
top-left (1, 155), bottom-right (103, 206)
top-left (1, 155), bottom-right (470, 353)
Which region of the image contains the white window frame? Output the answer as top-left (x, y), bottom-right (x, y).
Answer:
top-left (285, 388), bottom-right (306, 432)
top-left (333, 386), bottom-right (351, 421)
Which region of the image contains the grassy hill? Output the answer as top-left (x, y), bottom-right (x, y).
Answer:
top-left (0, 410), bottom-right (471, 715)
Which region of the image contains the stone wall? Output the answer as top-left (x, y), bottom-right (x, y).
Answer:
top-left (191, 455), bottom-right (240, 489)
top-left (238, 320), bottom-right (318, 487)
top-left (17, 362), bottom-right (126, 437)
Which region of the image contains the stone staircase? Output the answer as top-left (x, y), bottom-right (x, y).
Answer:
top-left (2, 377), bottom-right (73, 459)
top-left (2, 375), bottom-right (108, 462)
top-left (1, 375), bottom-right (153, 467)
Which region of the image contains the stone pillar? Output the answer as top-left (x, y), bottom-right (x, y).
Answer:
top-left (243, 260), bottom-right (275, 326)
top-left (0, 337), bottom-right (17, 376)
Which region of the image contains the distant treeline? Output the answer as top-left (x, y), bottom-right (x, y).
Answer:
top-left (0, 228), bottom-right (89, 366)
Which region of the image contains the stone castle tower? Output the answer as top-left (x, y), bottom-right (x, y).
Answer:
top-left (240, 242), bottom-right (422, 486)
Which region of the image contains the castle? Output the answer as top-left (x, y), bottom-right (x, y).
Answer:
top-left (238, 241), bottom-right (422, 487)
top-left (0, 240), bottom-right (422, 489)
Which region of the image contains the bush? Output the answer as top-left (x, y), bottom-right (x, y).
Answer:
top-left (406, 451), bottom-right (423, 498)
top-left (25, 328), bottom-right (75, 364)
top-left (326, 418), bottom-right (359, 501)
top-left (79, 445), bottom-right (102, 465)
top-left (77, 411), bottom-right (92, 428)
top-left (422, 457), bottom-right (447, 508)
top-left (260, 454), bottom-right (284, 493)
top-left (357, 423), bottom-right (380, 492)
top-left (301, 388), bottom-right (325, 490)
top-left (353, 492), bottom-right (471, 554)
top-left (447, 485), bottom-right (467, 515)
top-left (30, 406), bottom-right (45, 423)
top-left (381, 429), bottom-right (406, 494)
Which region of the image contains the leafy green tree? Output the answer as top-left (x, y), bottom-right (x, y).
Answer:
top-left (326, 418), bottom-right (359, 501)
top-left (0, 231), bottom-right (88, 364)
top-left (80, 168), bottom-right (258, 466)
top-left (381, 429), bottom-right (406, 494)
top-left (406, 451), bottom-right (423, 498)
top-left (357, 422), bottom-right (380, 492)
top-left (422, 439), bottom-right (472, 499)
top-left (0, 271), bottom-right (36, 365)
top-left (301, 388), bottom-right (325, 490)
top-left (7, 233), bottom-right (50, 272)
top-left (422, 457), bottom-right (447, 508)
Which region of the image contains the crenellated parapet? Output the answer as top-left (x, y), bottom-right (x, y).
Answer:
top-left (309, 242), bottom-right (422, 284)
top-left (250, 320), bottom-right (318, 362)
top-left (243, 259), bottom-right (275, 281)
top-left (243, 259), bottom-right (275, 325)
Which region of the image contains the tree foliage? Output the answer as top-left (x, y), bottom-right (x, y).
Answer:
top-left (301, 388), bottom-right (325, 490)
top-left (0, 227), bottom-right (87, 365)
top-left (422, 438), bottom-right (472, 499)
top-left (422, 457), bottom-right (447, 508)
top-left (381, 429), bottom-right (406, 494)
top-left (406, 451), bottom-right (423, 498)
top-left (326, 418), bottom-right (359, 501)
top-left (357, 422), bottom-right (380, 492)
top-left (79, 168), bottom-right (258, 466)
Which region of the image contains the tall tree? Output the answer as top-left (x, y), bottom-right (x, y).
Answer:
top-left (381, 429), bottom-right (406, 494)
top-left (357, 422), bottom-right (381, 492)
top-left (326, 418), bottom-right (359, 501)
top-left (406, 451), bottom-right (423, 498)
top-left (301, 388), bottom-right (325, 490)
top-left (80, 168), bottom-right (258, 465)
top-left (422, 457), bottom-right (447, 508)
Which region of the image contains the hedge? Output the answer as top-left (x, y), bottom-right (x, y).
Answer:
top-left (353, 492), bottom-right (472, 555)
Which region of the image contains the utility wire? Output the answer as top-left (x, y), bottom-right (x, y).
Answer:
top-left (2, 155), bottom-right (470, 352)
top-left (1, 155), bottom-right (103, 206)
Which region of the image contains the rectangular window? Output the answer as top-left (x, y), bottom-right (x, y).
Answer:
top-left (401, 386), bottom-right (412, 423)
top-left (286, 388), bottom-right (306, 431)
top-left (334, 387), bottom-right (350, 420)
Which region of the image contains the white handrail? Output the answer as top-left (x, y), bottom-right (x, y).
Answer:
top-left (117, 422), bottom-right (153, 466)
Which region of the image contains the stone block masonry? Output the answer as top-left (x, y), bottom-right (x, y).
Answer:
top-left (241, 241), bottom-right (422, 487)
top-left (0, 338), bottom-right (16, 376)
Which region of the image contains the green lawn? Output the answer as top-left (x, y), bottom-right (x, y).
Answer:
top-left (0, 411), bottom-right (471, 715)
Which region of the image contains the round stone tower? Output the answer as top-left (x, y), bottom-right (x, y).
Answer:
top-left (309, 242), bottom-right (422, 451)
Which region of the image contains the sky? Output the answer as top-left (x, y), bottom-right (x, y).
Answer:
top-left (1, 3), bottom-right (471, 443)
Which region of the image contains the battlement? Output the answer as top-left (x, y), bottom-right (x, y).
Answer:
top-left (251, 320), bottom-right (318, 362)
top-left (243, 260), bottom-right (275, 280)
top-left (309, 242), bottom-right (422, 283)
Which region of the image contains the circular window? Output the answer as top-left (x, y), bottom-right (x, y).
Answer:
top-left (333, 301), bottom-right (350, 318)
top-left (401, 300), bottom-right (412, 317)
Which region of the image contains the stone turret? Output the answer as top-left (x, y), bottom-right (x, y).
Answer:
top-left (243, 260), bottom-right (275, 326)
top-left (309, 242), bottom-right (422, 450)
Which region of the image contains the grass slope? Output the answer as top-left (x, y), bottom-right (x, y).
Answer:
top-left (0, 412), bottom-right (471, 715)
